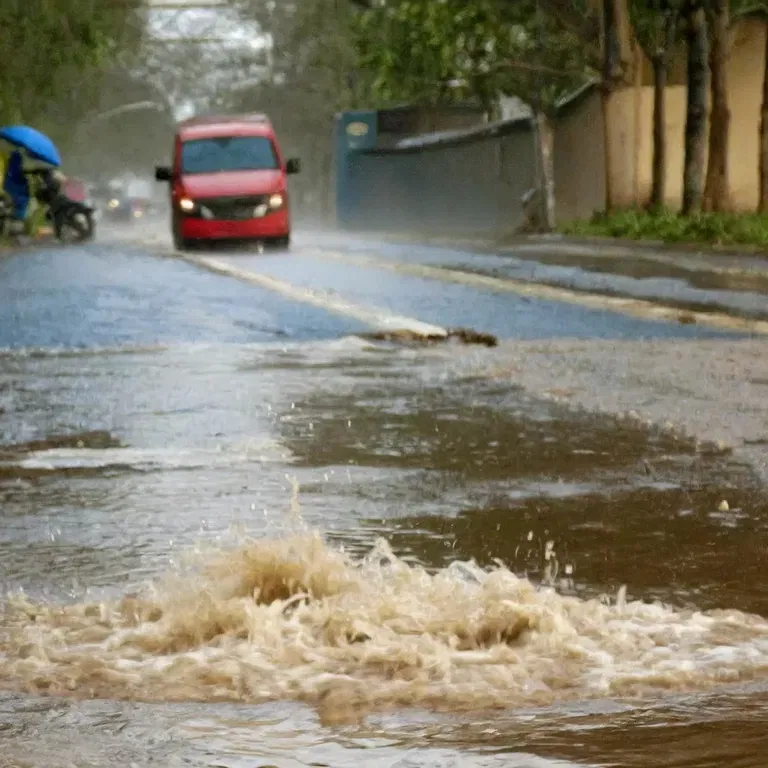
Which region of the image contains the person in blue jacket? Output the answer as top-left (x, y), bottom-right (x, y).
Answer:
top-left (3, 150), bottom-right (30, 222)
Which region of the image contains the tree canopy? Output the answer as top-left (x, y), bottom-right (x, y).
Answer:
top-left (0, 0), bottom-right (144, 130)
top-left (352, 0), bottom-right (599, 115)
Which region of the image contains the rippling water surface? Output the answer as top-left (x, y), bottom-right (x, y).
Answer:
top-left (2, 244), bottom-right (768, 767)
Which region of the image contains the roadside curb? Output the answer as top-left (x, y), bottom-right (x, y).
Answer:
top-left (350, 229), bottom-right (768, 258)
top-left (542, 233), bottom-right (768, 257)
top-left (343, 230), bottom-right (768, 278)
top-left (504, 232), bottom-right (768, 257)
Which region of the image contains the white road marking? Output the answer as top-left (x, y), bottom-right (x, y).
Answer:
top-left (185, 253), bottom-right (448, 337)
top-left (298, 247), bottom-right (768, 335)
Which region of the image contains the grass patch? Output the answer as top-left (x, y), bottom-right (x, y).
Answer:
top-left (560, 209), bottom-right (768, 248)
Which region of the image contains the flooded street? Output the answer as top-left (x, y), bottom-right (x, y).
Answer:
top-left (3, 234), bottom-right (768, 767)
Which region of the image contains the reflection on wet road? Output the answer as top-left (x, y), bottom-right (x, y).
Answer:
top-left (2, 238), bottom-right (768, 767)
top-left (299, 231), bottom-right (768, 321)
top-left (0, 245), bottom-right (365, 350)
top-left (205, 247), bottom-right (748, 340)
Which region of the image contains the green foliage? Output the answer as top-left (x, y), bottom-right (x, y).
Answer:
top-left (354, 0), bottom-right (502, 108)
top-left (561, 208), bottom-right (768, 247)
top-left (628, 0), bottom-right (683, 59)
top-left (499, 0), bottom-right (600, 107)
top-left (0, 0), bottom-right (143, 127)
top-left (352, 0), bottom-right (598, 113)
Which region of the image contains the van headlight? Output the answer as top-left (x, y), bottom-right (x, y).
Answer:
top-left (179, 197), bottom-right (195, 212)
top-left (268, 193), bottom-right (284, 210)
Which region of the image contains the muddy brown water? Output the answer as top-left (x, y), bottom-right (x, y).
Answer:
top-left (2, 336), bottom-right (768, 767)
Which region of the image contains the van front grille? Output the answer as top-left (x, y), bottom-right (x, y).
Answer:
top-left (195, 195), bottom-right (270, 220)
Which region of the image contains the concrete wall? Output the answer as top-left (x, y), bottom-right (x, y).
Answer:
top-left (554, 88), bottom-right (606, 221)
top-left (555, 84), bottom-right (688, 212)
top-left (346, 122), bottom-right (537, 236)
top-left (603, 15), bottom-right (767, 211)
top-left (723, 17), bottom-right (765, 210)
top-left (375, 105), bottom-right (488, 148)
top-left (343, 92), bottom-right (613, 235)
top-left (339, 86), bottom-right (619, 234)
top-left (337, 16), bottom-right (768, 234)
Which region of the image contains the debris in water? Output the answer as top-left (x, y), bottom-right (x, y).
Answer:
top-left (357, 327), bottom-right (498, 347)
top-left (698, 439), bottom-right (733, 456)
top-left (718, 499), bottom-right (730, 512)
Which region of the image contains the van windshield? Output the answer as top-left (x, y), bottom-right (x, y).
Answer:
top-left (180, 136), bottom-right (279, 174)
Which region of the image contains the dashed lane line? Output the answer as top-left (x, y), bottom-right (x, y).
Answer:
top-left (182, 253), bottom-right (448, 338)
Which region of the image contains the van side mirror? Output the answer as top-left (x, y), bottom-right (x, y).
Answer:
top-left (155, 166), bottom-right (172, 182)
top-left (286, 158), bottom-right (301, 175)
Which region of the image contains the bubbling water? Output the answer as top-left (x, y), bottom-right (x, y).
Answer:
top-left (3, 531), bottom-right (768, 725)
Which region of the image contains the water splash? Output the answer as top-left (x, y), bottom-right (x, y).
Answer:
top-left (3, 530), bottom-right (768, 725)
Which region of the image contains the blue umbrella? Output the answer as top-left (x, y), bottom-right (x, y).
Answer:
top-left (0, 125), bottom-right (62, 167)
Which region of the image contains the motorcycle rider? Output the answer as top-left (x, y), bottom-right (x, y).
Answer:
top-left (1, 150), bottom-right (92, 241)
top-left (33, 167), bottom-right (64, 205)
top-left (2, 150), bottom-right (31, 233)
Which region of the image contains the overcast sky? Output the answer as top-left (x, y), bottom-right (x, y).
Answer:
top-left (146, 0), bottom-right (264, 51)
top-left (143, 0), bottom-right (268, 119)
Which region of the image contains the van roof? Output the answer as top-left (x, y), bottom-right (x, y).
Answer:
top-left (177, 113), bottom-right (274, 141)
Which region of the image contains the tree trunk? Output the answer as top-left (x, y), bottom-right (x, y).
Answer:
top-left (632, 42), bottom-right (643, 205)
top-left (601, 0), bottom-right (633, 211)
top-left (759, 26), bottom-right (768, 213)
top-left (535, 110), bottom-right (556, 231)
top-left (650, 12), bottom-right (676, 212)
top-left (682, 3), bottom-right (709, 216)
top-left (602, 0), bottom-right (633, 81)
top-left (650, 53), bottom-right (668, 211)
top-left (702, 0), bottom-right (731, 212)
top-left (600, 90), bottom-right (616, 210)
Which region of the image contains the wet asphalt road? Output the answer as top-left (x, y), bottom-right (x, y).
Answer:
top-left (0, 245), bottom-right (365, 350)
top-left (0, 237), bottom-right (750, 353)
top-left (2, 235), bottom-right (768, 768)
top-left (300, 231), bottom-right (768, 321)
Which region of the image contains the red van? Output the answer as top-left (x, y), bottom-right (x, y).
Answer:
top-left (155, 113), bottom-right (300, 250)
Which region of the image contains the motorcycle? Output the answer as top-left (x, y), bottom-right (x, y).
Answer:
top-left (0, 193), bottom-right (26, 238)
top-left (0, 194), bottom-right (10, 236)
top-left (31, 169), bottom-right (95, 242)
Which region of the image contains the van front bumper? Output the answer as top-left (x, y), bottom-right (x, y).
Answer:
top-left (180, 208), bottom-right (289, 241)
